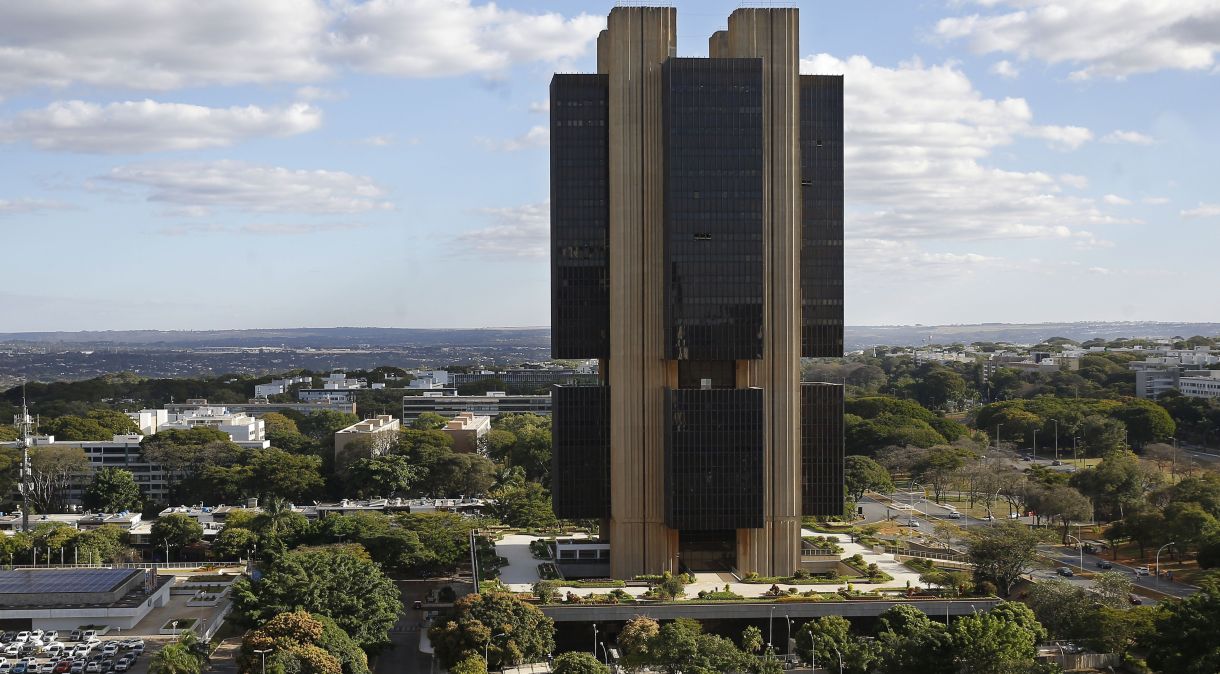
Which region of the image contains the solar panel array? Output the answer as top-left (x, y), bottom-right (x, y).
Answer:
top-left (0, 568), bottom-right (140, 595)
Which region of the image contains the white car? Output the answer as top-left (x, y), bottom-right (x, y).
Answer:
top-left (12, 636), bottom-right (27, 645)
top-left (1, 649), bottom-right (17, 659)
top-left (99, 645), bottom-right (117, 657)
top-left (1135, 566), bottom-right (1151, 576)
top-left (84, 661), bottom-right (99, 673)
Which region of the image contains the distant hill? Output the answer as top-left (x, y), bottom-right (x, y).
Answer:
top-left (2, 322), bottom-right (1218, 351)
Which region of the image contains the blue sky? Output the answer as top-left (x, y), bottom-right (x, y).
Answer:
top-left (1, 0), bottom-right (1217, 332)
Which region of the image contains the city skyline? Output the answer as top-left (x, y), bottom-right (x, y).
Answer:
top-left (2, 0), bottom-right (1219, 331)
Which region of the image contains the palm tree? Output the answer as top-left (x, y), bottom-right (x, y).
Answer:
top-left (149, 633), bottom-right (203, 674)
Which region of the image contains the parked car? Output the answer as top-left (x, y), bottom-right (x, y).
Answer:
top-left (947, 511), bottom-right (962, 519)
top-left (1135, 566), bottom-right (1151, 576)
top-left (906, 518), bottom-right (921, 527)
top-left (1056, 567), bottom-right (1075, 577)
top-left (1095, 560), bottom-right (1113, 569)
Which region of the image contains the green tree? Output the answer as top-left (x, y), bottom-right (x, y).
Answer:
top-left (966, 521), bottom-right (1044, 596)
top-left (311, 511), bottom-right (427, 575)
top-left (873, 604), bottom-right (953, 674)
top-left (1078, 414), bottom-right (1126, 456)
top-left (1163, 501), bottom-right (1220, 555)
top-left (1070, 449), bottom-right (1160, 519)
top-left (449, 656), bottom-right (488, 674)
top-left (1030, 484), bottom-right (1092, 544)
top-left (151, 513), bottom-right (204, 553)
top-left (428, 452), bottom-right (497, 497)
top-left (795, 616), bottom-right (875, 674)
top-left (298, 411), bottom-right (361, 443)
top-left (233, 544), bottom-right (403, 650)
top-left (262, 412), bottom-right (312, 453)
top-left (83, 467), bottom-right (143, 513)
top-left (148, 632), bottom-right (204, 674)
top-left (647, 618), bottom-right (751, 674)
top-left (26, 445), bottom-right (90, 513)
top-left (344, 454), bottom-right (420, 498)
top-left (1093, 570), bottom-right (1134, 608)
top-left (949, 602), bottom-right (1045, 674)
top-left (1113, 399), bottom-right (1175, 447)
top-left (248, 447), bottom-right (325, 501)
top-left (617, 616), bottom-right (660, 669)
top-left (1024, 579), bottom-right (1097, 640)
top-left (240, 610), bottom-right (369, 674)
top-left (43, 416), bottom-right (114, 441)
top-left (741, 625), bottom-right (764, 656)
top-left (844, 455), bottom-right (894, 502)
top-left (395, 512), bottom-right (481, 575)
top-left (552, 652), bottom-right (609, 674)
top-left (429, 592), bottom-right (555, 669)
top-left (912, 365), bottom-right (968, 411)
top-left (212, 526), bottom-right (260, 560)
top-left (1142, 580), bottom-right (1220, 674)
top-left (488, 479), bottom-right (558, 529)
top-left (86, 409), bottom-right (143, 435)
top-left (412, 412), bottom-right (449, 430)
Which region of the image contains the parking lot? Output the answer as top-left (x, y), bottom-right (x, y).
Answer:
top-left (0, 631), bottom-right (164, 674)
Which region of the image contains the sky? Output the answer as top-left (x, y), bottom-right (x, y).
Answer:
top-left (1, 0), bottom-right (1218, 332)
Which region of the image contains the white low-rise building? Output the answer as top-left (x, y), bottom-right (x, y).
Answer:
top-left (1180, 371), bottom-right (1220, 399)
top-left (155, 406), bottom-right (269, 448)
top-left (334, 415), bottom-right (401, 460)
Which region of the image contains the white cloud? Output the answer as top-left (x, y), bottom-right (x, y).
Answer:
top-left (0, 0), bottom-right (603, 94)
top-left (477, 125), bottom-right (549, 152)
top-left (1101, 130), bottom-right (1156, 145)
top-left (1182, 203), bottom-right (1220, 219)
top-left (0, 100), bottom-right (320, 153)
top-left (104, 160), bottom-right (393, 215)
top-left (847, 238), bottom-right (1001, 280)
top-left (0, 0), bottom-right (331, 92)
top-left (457, 201), bottom-right (548, 258)
top-left (327, 0), bottom-right (604, 78)
top-left (1028, 124), bottom-right (1093, 150)
top-left (1087, 266), bottom-right (1112, 275)
top-left (1103, 194), bottom-right (1132, 206)
top-left (159, 222), bottom-right (365, 236)
top-left (990, 59), bottom-right (1020, 78)
top-left (936, 0), bottom-right (1220, 79)
top-left (529, 100), bottom-right (549, 113)
top-left (1143, 196), bottom-right (1170, 205)
top-left (800, 54), bottom-right (1121, 247)
top-left (0, 198), bottom-right (69, 214)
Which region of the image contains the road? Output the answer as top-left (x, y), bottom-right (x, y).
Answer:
top-left (1036, 544), bottom-right (1196, 601)
top-left (372, 580), bottom-right (447, 674)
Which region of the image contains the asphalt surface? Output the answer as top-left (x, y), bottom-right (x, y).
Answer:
top-left (372, 580), bottom-right (447, 674)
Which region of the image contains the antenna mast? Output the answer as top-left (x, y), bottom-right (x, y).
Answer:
top-left (15, 383), bottom-right (35, 533)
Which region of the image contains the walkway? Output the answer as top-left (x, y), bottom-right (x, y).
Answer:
top-left (492, 531), bottom-right (926, 598)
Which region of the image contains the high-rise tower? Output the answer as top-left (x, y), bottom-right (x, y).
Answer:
top-left (551, 6), bottom-right (843, 578)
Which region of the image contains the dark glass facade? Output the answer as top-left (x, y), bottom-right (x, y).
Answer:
top-left (664, 388), bottom-right (764, 530)
top-left (550, 74), bottom-right (610, 359)
top-left (662, 58), bottom-right (765, 361)
top-left (799, 75), bottom-right (845, 358)
top-left (801, 382), bottom-right (845, 516)
top-left (551, 384), bottom-right (610, 519)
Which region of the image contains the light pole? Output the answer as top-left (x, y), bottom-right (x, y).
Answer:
top-left (163, 538), bottom-right (170, 565)
top-left (995, 423), bottom-right (1002, 451)
top-left (593, 623), bottom-right (599, 659)
top-left (485, 632), bottom-right (506, 667)
top-left (1156, 542), bottom-right (1176, 585)
top-left (1065, 534), bottom-right (1084, 571)
top-left (785, 614), bottom-right (793, 662)
top-left (911, 481), bottom-right (926, 518)
top-left (768, 606), bottom-right (775, 652)
top-left (1073, 437), bottom-right (1080, 464)
top-left (830, 643), bottom-right (843, 673)
top-left (253, 648), bottom-right (272, 674)
top-left (1032, 429), bottom-right (1039, 457)
top-left (599, 642), bottom-right (610, 665)
top-left (1051, 419), bottom-right (1059, 462)
top-left (1170, 437), bottom-right (1178, 476)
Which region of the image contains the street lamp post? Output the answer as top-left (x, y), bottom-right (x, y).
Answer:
top-left (785, 614), bottom-right (793, 662)
top-left (1156, 542), bottom-right (1176, 585)
top-left (1051, 420), bottom-right (1060, 462)
top-left (995, 424), bottom-right (1002, 451)
top-left (768, 606), bottom-right (775, 653)
top-left (485, 632), bottom-right (506, 667)
top-left (830, 643), bottom-right (843, 673)
top-left (1065, 534), bottom-right (1084, 571)
top-left (1170, 437), bottom-right (1178, 476)
top-left (1032, 429), bottom-right (1039, 457)
top-left (253, 648), bottom-right (272, 674)
top-left (910, 481), bottom-right (927, 519)
top-left (163, 539), bottom-right (170, 565)
top-left (1073, 437), bottom-right (1080, 464)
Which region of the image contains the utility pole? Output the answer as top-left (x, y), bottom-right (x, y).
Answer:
top-left (15, 384), bottom-right (35, 535)
top-left (1052, 419), bottom-right (1059, 462)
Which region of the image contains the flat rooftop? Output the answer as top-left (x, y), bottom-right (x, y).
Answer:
top-left (0, 568), bottom-right (140, 595)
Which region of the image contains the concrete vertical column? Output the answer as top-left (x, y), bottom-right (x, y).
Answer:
top-left (604, 6), bottom-right (677, 579)
top-left (723, 7), bottom-right (802, 578)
